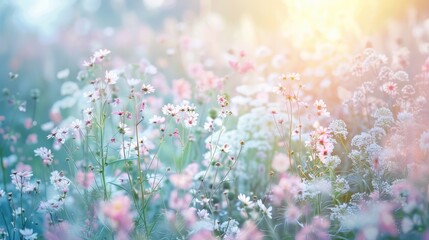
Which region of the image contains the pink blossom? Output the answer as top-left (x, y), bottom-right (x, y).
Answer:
top-left (272, 152), bottom-right (290, 172)
top-left (172, 79), bottom-right (192, 101)
top-left (189, 229), bottom-right (216, 240)
top-left (168, 190), bottom-right (192, 210)
top-left (76, 171), bottom-right (95, 189)
top-left (237, 221), bottom-right (264, 240)
top-left (101, 194), bottom-right (134, 239)
top-left (169, 163), bottom-right (198, 189)
top-left (26, 134), bottom-right (38, 144)
top-left (24, 118), bottom-right (33, 129)
top-left (296, 216), bottom-right (330, 240)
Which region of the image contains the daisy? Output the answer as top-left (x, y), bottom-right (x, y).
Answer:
top-left (220, 143), bottom-right (230, 153)
top-left (141, 84), bottom-right (155, 94)
top-left (70, 119), bottom-right (83, 130)
top-left (184, 112), bottom-right (199, 128)
top-left (149, 115), bottom-right (165, 124)
top-left (162, 103), bottom-right (179, 116)
top-left (286, 72), bottom-right (301, 81)
top-left (83, 57), bottom-right (96, 68)
top-left (93, 49), bottom-right (111, 61)
top-left (84, 90), bottom-right (100, 102)
top-left (314, 99), bottom-right (330, 117)
top-left (105, 70), bottom-right (119, 85)
top-left (257, 200), bottom-right (273, 219)
top-left (204, 120), bottom-right (214, 132)
top-left (238, 194), bottom-right (254, 208)
top-left (118, 122), bottom-right (132, 135)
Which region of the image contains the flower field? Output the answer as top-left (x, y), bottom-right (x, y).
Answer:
top-left (1, 1), bottom-right (429, 239)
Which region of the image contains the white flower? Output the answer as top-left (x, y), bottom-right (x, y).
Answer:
top-left (141, 84), bottom-right (155, 94)
top-left (204, 120), bottom-right (214, 132)
top-left (127, 78), bottom-right (141, 86)
top-left (393, 70), bottom-right (409, 82)
top-left (118, 122), bottom-right (132, 136)
top-left (314, 99), bottom-right (330, 117)
top-left (145, 65), bottom-right (158, 75)
top-left (13, 207), bottom-right (24, 216)
top-left (197, 209), bottom-right (210, 220)
top-left (60, 81), bottom-right (79, 96)
top-left (70, 119), bottom-right (83, 130)
top-left (84, 90), bottom-right (100, 102)
top-left (220, 143), bottom-right (230, 153)
top-left (162, 103), bottom-right (179, 116)
top-left (93, 49), bottom-right (111, 61)
top-left (50, 171), bottom-right (71, 192)
top-left (329, 119), bottom-right (348, 139)
top-left (285, 72), bottom-right (300, 81)
top-left (220, 219), bottom-right (240, 237)
top-left (83, 107), bottom-right (94, 117)
top-left (83, 57), bottom-right (96, 67)
top-left (184, 112), bottom-right (199, 128)
top-left (19, 228), bottom-right (37, 240)
top-left (105, 70), bottom-right (119, 85)
top-left (34, 147), bottom-right (53, 161)
top-left (238, 194), bottom-right (254, 208)
top-left (257, 200), bottom-right (272, 219)
top-left (149, 115), bottom-right (165, 124)
top-left (57, 68), bottom-right (70, 79)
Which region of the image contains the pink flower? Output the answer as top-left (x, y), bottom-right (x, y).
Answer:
top-left (169, 163), bottom-right (198, 189)
top-left (26, 134), bottom-right (38, 144)
top-left (190, 229), bottom-right (216, 240)
top-left (101, 195), bottom-right (134, 239)
top-left (181, 207), bottom-right (197, 226)
top-left (24, 118), bottom-right (33, 129)
top-left (285, 204), bottom-right (302, 223)
top-left (196, 71), bottom-right (223, 92)
top-left (381, 81), bottom-right (397, 95)
top-left (50, 109), bottom-right (62, 124)
top-left (229, 60), bottom-right (254, 74)
top-left (237, 221), bottom-right (264, 240)
top-left (105, 70), bottom-right (119, 85)
top-left (377, 203), bottom-right (398, 236)
top-left (168, 190), bottom-right (192, 210)
top-left (296, 216), bottom-right (330, 240)
top-left (44, 218), bottom-right (75, 240)
top-left (76, 171), bottom-right (95, 189)
top-left (272, 153), bottom-right (290, 172)
top-left (169, 174), bottom-right (193, 189)
top-left (172, 79), bottom-right (192, 101)
top-left (271, 174), bottom-right (303, 205)
top-left (422, 57), bottom-right (429, 73)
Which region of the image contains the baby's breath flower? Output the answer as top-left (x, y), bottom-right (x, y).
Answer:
top-left (329, 119), bottom-right (348, 139)
top-left (351, 132), bottom-right (373, 150)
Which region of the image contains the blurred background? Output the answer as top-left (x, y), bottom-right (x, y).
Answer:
top-left (1, 0), bottom-right (429, 150)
